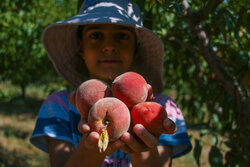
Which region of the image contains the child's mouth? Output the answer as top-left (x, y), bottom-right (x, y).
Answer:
top-left (99, 60), bottom-right (121, 64)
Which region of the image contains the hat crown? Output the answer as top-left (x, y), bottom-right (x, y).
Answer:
top-left (79, 0), bottom-right (143, 26)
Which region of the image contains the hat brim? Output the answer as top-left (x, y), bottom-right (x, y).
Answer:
top-left (43, 9), bottom-right (164, 93)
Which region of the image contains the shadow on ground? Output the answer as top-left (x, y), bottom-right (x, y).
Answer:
top-left (0, 97), bottom-right (43, 118)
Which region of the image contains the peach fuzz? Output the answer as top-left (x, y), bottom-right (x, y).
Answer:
top-left (112, 72), bottom-right (148, 108)
top-left (131, 102), bottom-right (168, 136)
top-left (75, 79), bottom-right (111, 118)
top-left (88, 97), bottom-right (131, 142)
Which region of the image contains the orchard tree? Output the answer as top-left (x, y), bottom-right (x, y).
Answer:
top-left (0, 0), bottom-right (78, 97)
top-left (134, 0), bottom-right (249, 166)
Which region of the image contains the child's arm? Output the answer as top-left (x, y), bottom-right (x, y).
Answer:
top-left (130, 145), bottom-right (173, 167)
top-left (48, 119), bottom-right (124, 167)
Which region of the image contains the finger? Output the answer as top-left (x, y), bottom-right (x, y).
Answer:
top-left (133, 124), bottom-right (158, 148)
top-left (105, 140), bottom-right (124, 155)
top-left (78, 118), bottom-right (90, 133)
top-left (121, 132), bottom-right (146, 152)
top-left (120, 144), bottom-right (134, 154)
top-left (163, 118), bottom-right (177, 134)
top-left (84, 131), bottom-right (100, 149)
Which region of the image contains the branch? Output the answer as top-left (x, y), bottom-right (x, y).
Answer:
top-left (168, 36), bottom-right (199, 53)
top-left (193, 0), bottom-right (224, 24)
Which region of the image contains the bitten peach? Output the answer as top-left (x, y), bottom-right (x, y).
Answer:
top-left (112, 72), bottom-right (148, 108)
top-left (88, 97), bottom-right (131, 152)
top-left (75, 79), bottom-right (111, 118)
top-left (131, 102), bottom-right (168, 136)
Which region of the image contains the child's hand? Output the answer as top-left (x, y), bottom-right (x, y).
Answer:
top-left (78, 117), bottom-right (124, 155)
top-left (120, 124), bottom-right (158, 153)
top-left (120, 117), bottom-right (176, 154)
top-left (163, 118), bottom-right (177, 134)
top-left (78, 117), bottom-right (91, 133)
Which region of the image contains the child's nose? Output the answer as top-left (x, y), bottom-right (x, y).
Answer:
top-left (102, 37), bottom-right (117, 54)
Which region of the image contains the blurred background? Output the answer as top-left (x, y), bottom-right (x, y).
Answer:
top-left (0, 0), bottom-right (249, 166)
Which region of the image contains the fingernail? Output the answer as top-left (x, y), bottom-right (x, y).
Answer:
top-left (134, 124), bottom-right (144, 135)
top-left (165, 119), bottom-right (177, 133)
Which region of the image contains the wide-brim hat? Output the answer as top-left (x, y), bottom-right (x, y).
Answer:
top-left (42, 0), bottom-right (164, 93)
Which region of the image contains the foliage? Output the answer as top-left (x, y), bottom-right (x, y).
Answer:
top-left (135, 0), bottom-right (249, 166)
top-left (0, 0), bottom-right (78, 97)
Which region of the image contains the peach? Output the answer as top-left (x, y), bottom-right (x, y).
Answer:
top-left (75, 79), bottom-right (112, 118)
top-left (112, 72), bottom-right (148, 108)
top-left (131, 102), bottom-right (168, 136)
top-left (88, 97), bottom-right (131, 152)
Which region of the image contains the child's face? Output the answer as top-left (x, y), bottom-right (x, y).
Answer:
top-left (79, 24), bottom-right (136, 83)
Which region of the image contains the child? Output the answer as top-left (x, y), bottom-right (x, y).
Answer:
top-left (30, 0), bottom-right (192, 166)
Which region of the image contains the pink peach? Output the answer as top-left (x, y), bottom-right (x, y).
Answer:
top-left (75, 79), bottom-right (111, 118)
top-left (112, 72), bottom-right (148, 108)
top-left (88, 97), bottom-right (131, 152)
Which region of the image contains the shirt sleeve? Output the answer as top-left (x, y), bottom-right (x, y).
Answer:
top-left (30, 90), bottom-right (75, 153)
top-left (154, 94), bottom-right (192, 158)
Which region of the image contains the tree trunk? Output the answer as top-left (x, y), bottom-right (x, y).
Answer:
top-left (20, 84), bottom-right (26, 99)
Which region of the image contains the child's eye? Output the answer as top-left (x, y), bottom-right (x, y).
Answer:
top-left (117, 32), bottom-right (130, 40)
top-left (89, 32), bottom-right (103, 39)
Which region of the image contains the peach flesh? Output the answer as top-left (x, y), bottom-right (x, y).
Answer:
top-left (131, 102), bottom-right (168, 136)
top-left (75, 79), bottom-right (111, 118)
top-left (112, 72), bottom-right (148, 108)
top-left (88, 97), bottom-right (131, 141)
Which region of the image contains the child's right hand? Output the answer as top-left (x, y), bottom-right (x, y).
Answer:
top-left (119, 118), bottom-right (176, 154)
top-left (77, 117), bottom-right (124, 155)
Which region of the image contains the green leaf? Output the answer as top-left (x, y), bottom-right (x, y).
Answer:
top-left (212, 134), bottom-right (218, 145)
top-left (193, 139), bottom-right (202, 167)
top-left (173, 2), bottom-right (182, 16)
top-left (209, 146), bottom-right (223, 167)
top-left (200, 129), bottom-right (210, 137)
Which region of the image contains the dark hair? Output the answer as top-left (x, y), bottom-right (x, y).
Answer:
top-left (76, 25), bottom-right (85, 40)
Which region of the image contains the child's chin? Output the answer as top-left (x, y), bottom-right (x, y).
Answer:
top-left (99, 71), bottom-right (126, 81)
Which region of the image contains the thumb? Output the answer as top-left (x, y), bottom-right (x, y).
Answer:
top-left (78, 117), bottom-right (90, 133)
top-left (163, 118), bottom-right (177, 134)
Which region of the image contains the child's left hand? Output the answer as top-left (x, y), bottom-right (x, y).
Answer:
top-left (120, 118), bottom-right (176, 154)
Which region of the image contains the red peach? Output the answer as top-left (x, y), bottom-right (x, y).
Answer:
top-left (75, 79), bottom-right (111, 118)
top-left (112, 72), bottom-right (148, 108)
top-left (88, 97), bottom-right (131, 152)
top-left (131, 102), bottom-right (168, 136)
